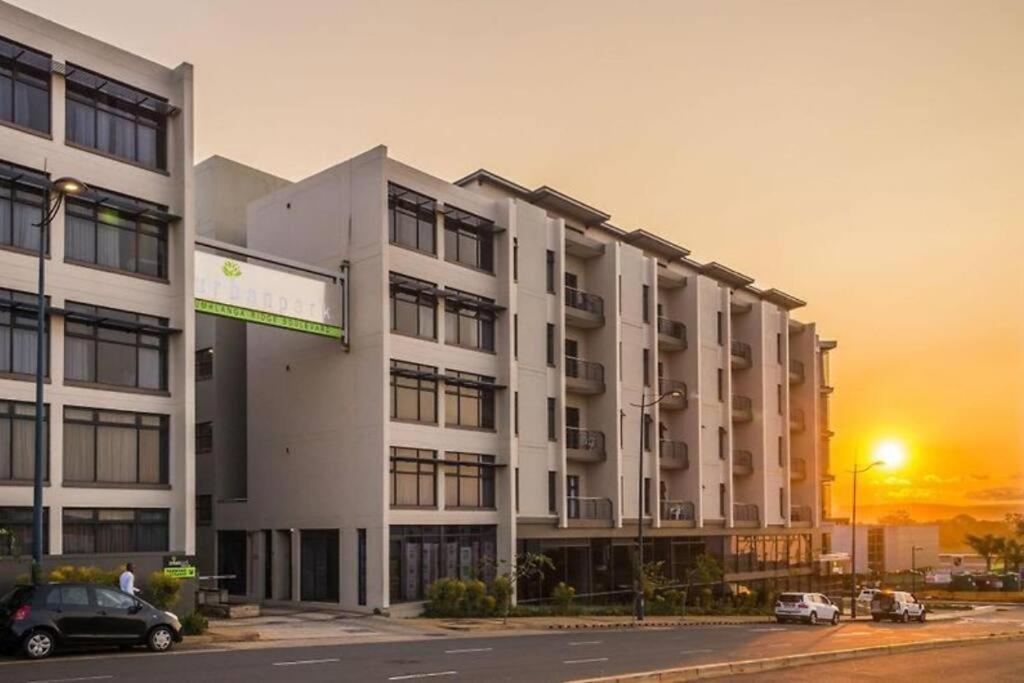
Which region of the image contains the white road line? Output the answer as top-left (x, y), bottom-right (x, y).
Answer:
top-left (444, 647), bottom-right (493, 654)
top-left (388, 672), bottom-right (458, 681)
top-left (568, 640), bottom-right (603, 646)
top-left (679, 648), bottom-right (714, 655)
top-left (28, 677), bottom-right (113, 683)
top-left (749, 627), bottom-right (786, 632)
top-left (563, 657), bottom-right (609, 665)
top-left (834, 631), bottom-right (871, 637)
top-left (272, 658), bottom-right (340, 667)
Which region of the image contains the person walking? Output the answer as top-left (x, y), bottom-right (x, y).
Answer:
top-left (119, 562), bottom-right (140, 596)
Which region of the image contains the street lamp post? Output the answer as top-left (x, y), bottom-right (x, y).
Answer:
top-left (630, 387), bottom-right (685, 622)
top-left (849, 459), bottom-right (884, 619)
top-left (911, 545), bottom-right (924, 594)
top-left (30, 177), bottom-right (86, 585)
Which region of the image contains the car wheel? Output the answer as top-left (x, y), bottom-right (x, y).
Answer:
top-left (831, 611), bottom-right (840, 626)
top-left (22, 629), bottom-right (55, 660)
top-left (918, 610), bottom-right (926, 623)
top-left (871, 615), bottom-right (882, 622)
top-left (147, 625), bottom-right (175, 653)
top-left (808, 611), bottom-right (818, 625)
top-left (900, 611), bottom-right (909, 623)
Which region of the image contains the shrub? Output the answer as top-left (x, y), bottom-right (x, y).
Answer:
top-left (552, 582), bottom-right (576, 615)
top-left (490, 575), bottom-right (513, 618)
top-left (464, 579), bottom-right (488, 615)
top-left (47, 565), bottom-right (118, 586)
top-left (142, 571), bottom-right (181, 611)
top-left (181, 609), bottom-right (209, 635)
top-left (425, 577), bottom-right (468, 617)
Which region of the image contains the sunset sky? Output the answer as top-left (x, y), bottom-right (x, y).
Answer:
top-left (19, 0), bottom-right (1023, 518)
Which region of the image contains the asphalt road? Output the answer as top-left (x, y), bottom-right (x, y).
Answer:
top-left (0, 608), bottom-right (1021, 682)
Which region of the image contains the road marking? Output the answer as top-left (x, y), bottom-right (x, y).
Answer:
top-left (28, 677), bottom-right (113, 683)
top-left (564, 657), bottom-right (610, 664)
top-left (679, 648), bottom-right (714, 654)
top-left (834, 631), bottom-right (871, 637)
top-left (568, 640), bottom-right (603, 646)
top-left (749, 627), bottom-right (786, 632)
top-left (444, 647), bottom-right (493, 654)
top-left (272, 658), bottom-right (340, 667)
top-left (388, 672), bottom-right (458, 681)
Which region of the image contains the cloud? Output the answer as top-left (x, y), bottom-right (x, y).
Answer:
top-left (970, 474), bottom-right (990, 481)
top-left (923, 474), bottom-right (960, 485)
top-left (884, 487), bottom-right (940, 501)
top-left (883, 476), bottom-right (912, 487)
top-left (964, 487), bottom-right (1024, 502)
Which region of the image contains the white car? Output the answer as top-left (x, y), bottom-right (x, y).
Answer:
top-left (775, 592), bottom-right (841, 625)
top-left (857, 587), bottom-right (881, 610)
top-left (870, 590), bottom-right (926, 623)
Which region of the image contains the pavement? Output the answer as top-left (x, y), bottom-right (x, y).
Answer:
top-left (0, 605), bottom-right (1020, 682)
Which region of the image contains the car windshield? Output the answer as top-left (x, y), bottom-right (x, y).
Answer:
top-left (778, 594), bottom-right (803, 604)
top-left (875, 593), bottom-right (896, 607)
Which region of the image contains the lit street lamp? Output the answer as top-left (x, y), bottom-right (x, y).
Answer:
top-left (30, 177), bottom-right (87, 584)
top-left (849, 459), bottom-right (884, 619)
top-left (630, 386), bottom-right (685, 622)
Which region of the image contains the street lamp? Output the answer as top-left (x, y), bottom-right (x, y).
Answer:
top-left (911, 545), bottom-right (924, 594)
top-left (629, 387), bottom-right (685, 622)
top-left (30, 176), bottom-right (87, 584)
top-left (848, 458), bottom-right (884, 618)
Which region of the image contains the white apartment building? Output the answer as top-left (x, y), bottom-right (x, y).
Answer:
top-left (199, 145), bottom-right (837, 611)
top-left (0, 2), bottom-right (195, 583)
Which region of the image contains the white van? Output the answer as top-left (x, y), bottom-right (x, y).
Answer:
top-left (870, 590), bottom-right (926, 623)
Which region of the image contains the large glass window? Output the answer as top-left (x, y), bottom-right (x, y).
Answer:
top-left (388, 183), bottom-right (436, 254)
top-left (63, 407), bottom-right (167, 486)
top-left (444, 290), bottom-right (495, 352)
top-left (0, 507), bottom-right (48, 556)
top-left (0, 36), bottom-right (51, 134)
top-left (390, 447), bottom-right (436, 508)
top-left (62, 508), bottom-right (168, 554)
top-left (0, 172), bottom-right (46, 253)
top-left (444, 452), bottom-right (496, 509)
top-left (388, 525), bottom-right (496, 603)
top-left (0, 288), bottom-right (48, 377)
top-left (64, 302), bottom-right (169, 391)
top-left (390, 360), bottom-right (437, 423)
top-left (0, 400), bottom-right (47, 483)
top-left (444, 371), bottom-right (495, 430)
top-left (390, 273), bottom-right (436, 340)
top-left (195, 422), bottom-right (212, 454)
top-left (443, 206), bottom-right (494, 272)
top-left (65, 65), bottom-right (168, 170)
top-left (195, 348), bottom-right (213, 381)
top-left (65, 193), bottom-right (169, 278)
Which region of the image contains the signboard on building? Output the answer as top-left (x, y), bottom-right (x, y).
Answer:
top-left (194, 242), bottom-right (347, 344)
top-left (163, 556), bottom-right (197, 579)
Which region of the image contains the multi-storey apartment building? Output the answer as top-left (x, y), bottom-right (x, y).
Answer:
top-left (0, 2), bottom-right (195, 581)
top-left (201, 145), bottom-right (836, 611)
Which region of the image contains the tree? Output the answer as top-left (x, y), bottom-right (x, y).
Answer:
top-left (1005, 513), bottom-right (1024, 539)
top-left (483, 552), bottom-right (555, 623)
top-left (684, 554), bottom-right (724, 610)
top-left (965, 533), bottom-right (1002, 572)
top-left (1001, 538), bottom-right (1024, 574)
top-left (878, 510), bottom-right (915, 526)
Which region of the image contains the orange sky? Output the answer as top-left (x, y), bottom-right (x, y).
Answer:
top-left (18, 0), bottom-right (1024, 517)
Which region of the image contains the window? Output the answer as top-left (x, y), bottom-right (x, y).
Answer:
top-left (719, 483), bottom-right (726, 516)
top-left (390, 360), bottom-right (437, 424)
top-left (718, 427), bottom-right (727, 460)
top-left (445, 370), bottom-right (496, 430)
top-left (0, 400), bottom-right (48, 482)
top-left (195, 348), bottom-right (213, 381)
top-left (777, 384), bottom-right (783, 414)
top-left (717, 368), bottom-right (724, 401)
top-left (547, 397), bottom-right (556, 441)
top-left (390, 447), bottom-right (436, 508)
top-left (778, 435), bottom-right (784, 467)
top-left (514, 391), bottom-right (519, 435)
top-left (62, 508), bottom-right (168, 554)
top-left (195, 421), bottom-right (213, 455)
top-left (95, 587), bottom-right (136, 610)
top-left (643, 414), bottom-right (652, 451)
top-left (545, 250), bottom-right (555, 293)
top-left (444, 452), bottom-right (496, 509)
top-left (642, 285), bottom-right (650, 323)
top-left (717, 311), bottom-right (724, 345)
top-left (776, 333), bottom-right (782, 364)
top-left (64, 302), bottom-right (169, 391)
top-left (515, 468), bottom-right (520, 512)
top-left (65, 64), bottom-right (169, 170)
top-left (513, 237), bottom-right (518, 280)
top-left (63, 407), bottom-right (168, 486)
top-left (196, 495), bottom-right (212, 525)
top-left (388, 183), bottom-right (436, 254)
top-left (513, 314), bottom-right (518, 358)
top-left (644, 477), bottom-right (651, 515)
top-left (0, 287), bottom-right (48, 377)
top-left (548, 471), bottom-right (557, 513)
top-left (390, 273), bottom-right (436, 340)
top-left (779, 488), bottom-right (785, 517)
top-left (64, 193), bottom-right (169, 278)
top-left (0, 36), bottom-right (51, 134)
top-left (444, 289), bottom-right (495, 352)
top-left (443, 206), bottom-right (494, 272)
top-left (643, 349), bottom-right (650, 387)
top-left (0, 172), bottom-right (46, 253)
top-left (389, 525), bottom-right (496, 603)
top-left (46, 585), bottom-right (89, 608)
top-left (0, 507), bottom-right (47, 556)
top-left (546, 324), bottom-right (555, 366)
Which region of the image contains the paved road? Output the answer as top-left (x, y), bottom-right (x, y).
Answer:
top-left (0, 608), bottom-right (1021, 682)
top-left (740, 639), bottom-right (1024, 681)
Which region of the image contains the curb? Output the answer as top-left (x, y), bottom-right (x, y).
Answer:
top-left (546, 620), bottom-right (773, 630)
top-left (572, 631), bottom-right (1024, 682)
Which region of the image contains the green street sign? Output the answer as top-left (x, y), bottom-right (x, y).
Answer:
top-left (163, 566), bottom-right (197, 579)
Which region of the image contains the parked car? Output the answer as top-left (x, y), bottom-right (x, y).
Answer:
top-left (774, 592), bottom-right (841, 625)
top-left (0, 583), bottom-right (182, 659)
top-left (870, 590), bottom-right (926, 623)
top-left (856, 587), bottom-right (881, 611)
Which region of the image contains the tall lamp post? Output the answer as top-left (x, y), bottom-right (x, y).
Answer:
top-left (911, 545), bottom-right (924, 594)
top-left (848, 458), bottom-right (884, 618)
top-left (30, 177), bottom-right (87, 584)
top-left (630, 387), bottom-right (685, 622)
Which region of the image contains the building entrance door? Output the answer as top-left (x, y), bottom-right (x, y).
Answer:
top-left (218, 530), bottom-right (247, 596)
top-left (300, 530), bottom-right (340, 602)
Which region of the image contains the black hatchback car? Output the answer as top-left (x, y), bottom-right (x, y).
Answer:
top-left (0, 583), bottom-right (182, 659)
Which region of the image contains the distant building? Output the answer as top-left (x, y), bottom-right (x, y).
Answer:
top-left (830, 524), bottom-right (939, 574)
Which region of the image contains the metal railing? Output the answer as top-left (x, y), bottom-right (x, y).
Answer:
top-left (660, 500), bottom-right (695, 521)
top-left (565, 286), bottom-right (604, 316)
top-left (566, 496), bottom-right (613, 520)
top-left (732, 395), bottom-right (752, 412)
top-left (731, 340), bottom-right (752, 364)
top-left (657, 317), bottom-right (687, 345)
top-left (734, 502), bottom-right (760, 523)
top-left (565, 356), bottom-right (605, 383)
top-left (733, 449), bottom-right (753, 471)
top-left (566, 427), bottom-right (606, 453)
top-left (659, 439), bottom-right (688, 460)
top-left (790, 505), bottom-right (812, 522)
top-left (791, 457), bottom-right (807, 479)
top-left (658, 377), bottom-right (688, 402)
top-left (789, 358), bottom-right (805, 382)
top-left (790, 408), bottom-right (806, 431)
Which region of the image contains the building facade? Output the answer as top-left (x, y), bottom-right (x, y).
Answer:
top-left (830, 524), bottom-right (939, 575)
top-left (0, 2), bottom-right (195, 581)
top-left (201, 145), bottom-right (837, 611)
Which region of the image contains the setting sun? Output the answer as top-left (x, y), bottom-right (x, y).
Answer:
top-left (873, 439), bottom-right (908, 470)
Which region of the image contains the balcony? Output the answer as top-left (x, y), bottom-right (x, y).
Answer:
top-left (565, 356), bottom-right (605, 394)
top-left (657, 378), bottom-right (688, 410)
top-left (730, 340), bottom-right (752, 370)
top-left (660, 500), bottom-right (695, 523)
top-left (566, 428), bottom-right (607, 464)
top-left (657, 317), bottom-right (687, 351)
top-left (791, 456), bottom-right (807, 481)
top-left (789, 359), bottom-right (805, 384)
top-left (566, 496), bottom-right (613, 527)
top-left (790, 408), bottom-right (806, 433)
top-left (565, 286), bottom-right (604, 328)
top-left (659, 440), bottom-right (689, 470)
top-left (564, 229), bottom-right (605, 259)
top-left (732, 449), bottom-right (753, 476)
top-left (731, 395), bottom-right (753, 422)
top-left (734, 502), bottom-right (760, 527)
top-left (791, 504), bottom-right (812, 526)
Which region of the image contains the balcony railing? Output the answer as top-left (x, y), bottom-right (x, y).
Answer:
top-left (657, 317), bottom-right (687, 350)
top-left (789, 358), bottom-right (805, 384)
top-left (732, 395), bottom-right (753, 422)
top-left (566, 496), bottom-right (613, 521)
top-left (790, 407), bottom-right (806, 432)
top-left (565, 356), bottom-right (605, 387)
top-left (790, 456), bottom-right (807, 481)
top-left (733, 449), bottom-right (753, 476)
top-left (661, 500), bottom-right (695, 521)
top-left (731, 340), bottom-right (752, 368)
top-left (657, 378), bottom-right (688, 409)
top-left (659, 440), bottom-right (689, 470)
top-left (790, 505), bottom-right (812, 522)
top-left (734, 502), bottom-right (760, 523)
top-left (566, 428), bottom-right (606, 463)
top-left (565, 286), bottom-right (604, 317)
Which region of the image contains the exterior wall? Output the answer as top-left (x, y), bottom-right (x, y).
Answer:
top-left (0, 3), bottom-right (195, 564)
top-left (830, 525), bottom-right (939, 574)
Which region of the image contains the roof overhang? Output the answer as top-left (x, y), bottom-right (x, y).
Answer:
top-left (453, 169), bottom-right (531, 198)
top-left (762, 288), bottom-right (806, 310)
top-left (527, 186), bottom-right (610, 226)
top-left (820, 340), bottom-right (838, 351)
top-left (700, 262), bottom-right (755, 288)
top-left (622, 229), bottom-right (690, 259)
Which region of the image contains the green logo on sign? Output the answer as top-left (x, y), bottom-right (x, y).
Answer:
top-left (222, 260), bottom-right (242, 278)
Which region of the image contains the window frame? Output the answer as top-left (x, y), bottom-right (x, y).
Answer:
top-left (195, 421), bottom-right (213, 455)
top-left (61, 507), bottom-right (169, 555)
top-left (444, 370), bottom-right (496, 430)
top-left (390, 273), bottom-right (437, 341)
top-left (444, 289), bottom-right (495, 352)
top-left (0, 35), bottom-right (52, 135)
top-left (62, 406), bottom-right (169, 487)
top-left (0, 173), bottom-right (47, 255)
top-left (195, 347), bottom-right (213, 381)
top-left (0, 400), bottom-right (49, 484)
top-left (63, 301), bottom-right (169, 392)
top-left (390, 447), bottom-right (437, 509)
top-left (443, 206), bottom-right (495, 274)
top-left (387, 183), bottom-right (436, 255)
top-left (390, 360), bottom-right (438, 424)
top-left (0, 287), bottom-right (49, 378)
top-left (443, 452), bottom-right (496, 509)
top-left (64, 193), bottom-right (169, 280)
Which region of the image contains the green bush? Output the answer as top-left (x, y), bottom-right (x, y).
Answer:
top-left (464, 579), bottom-right (488, 614)
top-left (551, 582), bottom-right (576, 615)
top-left (142, 571), bottom-right (181, 611)
top-left (181, 609), bottom-right (209, 635)
top-left (47, 565), bottom-right (119, 586)
top-left (491, 575), bottom-right (513, 617)
top-left (425, 577), bottom-right (469, 617)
